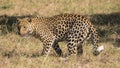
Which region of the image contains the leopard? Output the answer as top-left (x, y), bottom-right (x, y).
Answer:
top-left (18, 13), bottom-right (103, 57)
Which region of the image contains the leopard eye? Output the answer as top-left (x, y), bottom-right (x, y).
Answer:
top-left (28, 18), bottom-right (32, 23)
top-left (23, 26), bottom-right (26, 29)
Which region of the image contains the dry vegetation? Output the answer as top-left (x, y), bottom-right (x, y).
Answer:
top-left (0, 0), bottom-right (120, 68)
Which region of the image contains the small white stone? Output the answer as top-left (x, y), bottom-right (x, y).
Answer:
top-left (97, 45), bottom-right (104, 52)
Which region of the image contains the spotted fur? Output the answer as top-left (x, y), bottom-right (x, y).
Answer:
top-left (18, 13), bottom-right (101, 57)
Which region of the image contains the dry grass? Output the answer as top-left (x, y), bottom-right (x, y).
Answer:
top-left (0, 34), bottom-right (120, 68)
top-left (0, 0), bottom-right (120, 68)
top-left (0, 0), bottom-right (120, 16)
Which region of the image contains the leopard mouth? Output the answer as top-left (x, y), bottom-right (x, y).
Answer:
top-left (20, 31), bottom-right (32, 37)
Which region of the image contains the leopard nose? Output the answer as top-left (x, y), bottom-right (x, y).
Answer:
top-left (19, 31), bottom-right (27, 37)
top-left (20, 33), bottom-right (26, 37)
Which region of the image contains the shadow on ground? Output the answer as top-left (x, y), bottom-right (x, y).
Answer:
top-left (0, 15), bottom-right (36, 34)
top-left (90, 12), bottom-right (120, 25)
top-left (0, 12), bottom-right (120, 47)
top-left (89, 12), bottom-right (120, 47)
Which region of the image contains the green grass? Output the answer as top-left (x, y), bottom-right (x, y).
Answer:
top-left (0, 0), bottom-right (120, 68)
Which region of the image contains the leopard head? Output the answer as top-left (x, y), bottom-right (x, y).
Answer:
top-left (18, 18), bottom-right (34, 37)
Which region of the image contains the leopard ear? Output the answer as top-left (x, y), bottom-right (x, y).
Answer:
top-left (27, 18), bottom-right (32, 23)
top-left (17, 18), bottom-right (22, 21)
top-left (17, 18), bottom-right (22, 24)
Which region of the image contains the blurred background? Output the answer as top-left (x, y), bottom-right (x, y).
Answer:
top-left (0, 0), bottom-right (120, 16)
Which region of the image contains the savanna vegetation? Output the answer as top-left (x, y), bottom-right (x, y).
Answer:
top-left (0, 0), bottom-right (120, 68)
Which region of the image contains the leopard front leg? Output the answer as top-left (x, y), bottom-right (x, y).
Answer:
top-left (41, 43), bottom-right (51, 56)
top-left (41, 38), bottom-right (56, 56)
